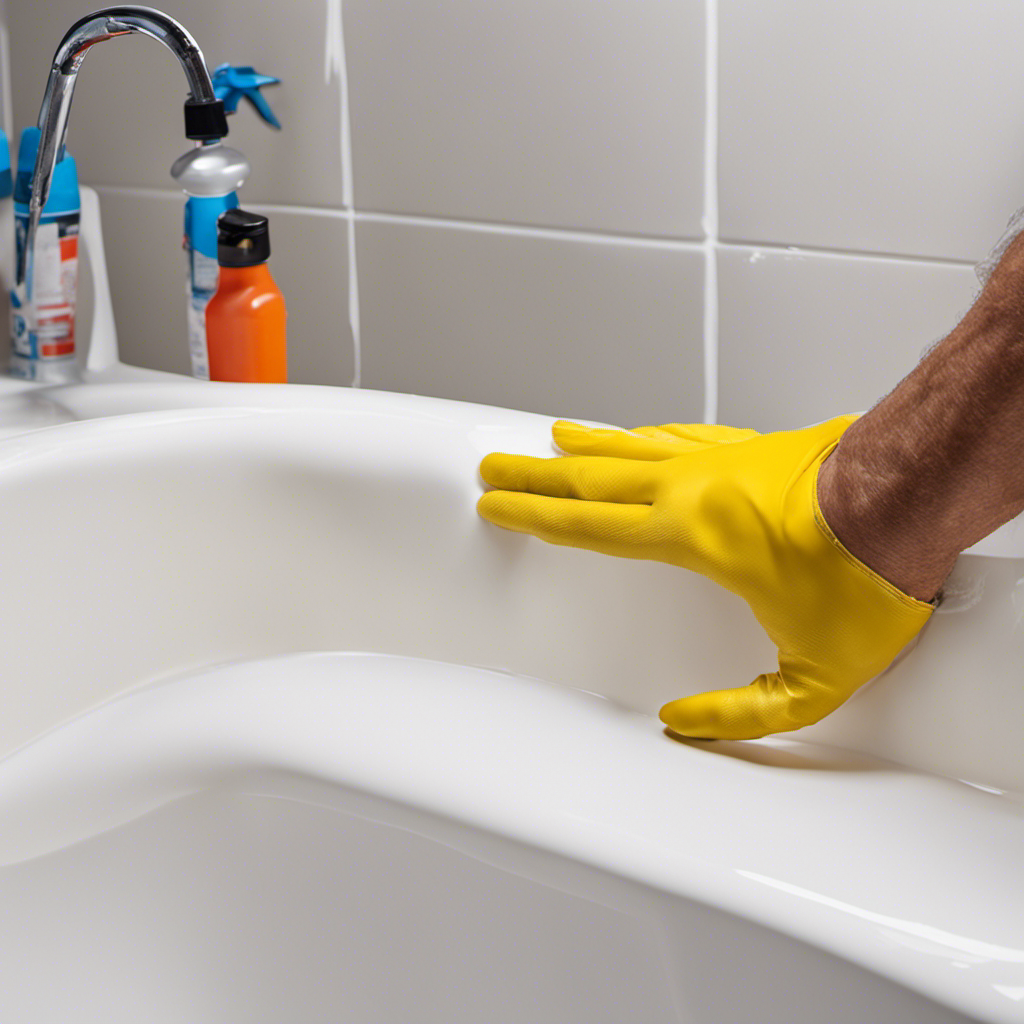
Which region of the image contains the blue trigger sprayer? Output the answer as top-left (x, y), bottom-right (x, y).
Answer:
top-left (170, 64), bottom-right (280, 379)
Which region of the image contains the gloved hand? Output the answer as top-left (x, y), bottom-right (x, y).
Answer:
top-left (477, 415), bottom-right (935, 740)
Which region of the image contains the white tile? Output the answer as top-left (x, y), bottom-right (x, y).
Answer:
top-left (8, 0), bottom-right (344, 206)
top-left (357, 219), bottom-right (705, 426)
top-left (252, 206), bottom-right (354, 387)
top-left (93, 189), bottom-right (353, 385)
top-left (716, 245), bottom-right (978, 432)
top-left (92, 189), bottom-right (191, 376)
top-left (719, 0), bottom-right (1024, 261)
top-left (344, 0), bottom-right (705, 238)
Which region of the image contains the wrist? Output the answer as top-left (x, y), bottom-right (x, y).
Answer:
top-left (812, 226), bottom-right (1024, 605)
top-left (816, 440), bottom-right (957, 603)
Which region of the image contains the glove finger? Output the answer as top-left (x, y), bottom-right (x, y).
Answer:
top-left (478, 491), bottom-right (652, 557)
top-left (652, 423), bottom-right (761, 444)
top-left (553, 421), bottom-right (698, 461)
top-left (629, 425), bottom-right (688, 441)
top-left (658, 671), bottom-right (839, 740)
top-left (480, 452), bottom-right (662, 505)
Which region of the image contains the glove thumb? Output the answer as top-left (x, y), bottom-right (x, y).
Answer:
top-left (659, 671), bottom-right (834, 741)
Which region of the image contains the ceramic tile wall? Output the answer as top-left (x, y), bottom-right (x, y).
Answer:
top-left (357, 220), bottom-right (704, 426)
top-left (714, 0), bottom-right (1008, 429)
top-left (716, 248), bottom-right (978, 431)
top-left (342, 0), bottom-right (705, 237)
top-left (3, 0), bottom-right (1014, 427)
top-left (3, 0), bottom-right (707, 424)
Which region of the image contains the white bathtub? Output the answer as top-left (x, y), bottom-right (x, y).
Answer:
top-left (0, 381), bottom-right (1020, 1023)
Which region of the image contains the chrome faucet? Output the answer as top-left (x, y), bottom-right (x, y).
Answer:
top-left (16, 5), bottom-right (228, 290)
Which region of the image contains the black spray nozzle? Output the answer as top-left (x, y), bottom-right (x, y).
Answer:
top-left (184, 97), bottom-right (229, 141)
top-left (217, 207), bottom-right (271, 266)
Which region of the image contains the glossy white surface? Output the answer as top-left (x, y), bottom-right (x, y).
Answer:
top-left (0, 379), bottom-right (1020, 782)
top-left (718, 0), bottom-right (1024, 260)
top-left (0, 379), bottom-right (1020, 1022)
top-left (0, 653), bottom-right (1011, 1024)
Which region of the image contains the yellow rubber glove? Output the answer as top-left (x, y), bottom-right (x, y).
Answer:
top-left (477, 415), bottom-right (935, 740)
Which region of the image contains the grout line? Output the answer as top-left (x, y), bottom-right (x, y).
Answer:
top-left (324, 0), bottom-right (344, 102)
top-left (702, 247), bottom-right (718, 423)
top-left (241, 201), bottom-right (347, 218)
top-left (327, 0), bottom-right (362, 387)
top-left (354, 208), bottom-right (706, 251)
top-left (701, 0), bottom-right (720, 424)
top-left (86, 186), bottom-right (704, 248)
top-left (87, 187), bottom-right (981, 270)
top-left (90, 184), bottom-right (349, 219)
top-left (715, 237), bottom-right (978, 269)
top-left (345, 213), bottom-right (361, 387)
top-left (701, 0), bottom-right (719, 241)
top-left (90, 185), bottom-right (187, 201)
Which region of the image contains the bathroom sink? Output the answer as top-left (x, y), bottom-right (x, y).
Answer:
top-left (0, 379), bottom-right (1020, 1023)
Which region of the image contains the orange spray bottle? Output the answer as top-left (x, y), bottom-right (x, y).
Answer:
top-left (206, 208), bottom-right (287, 382)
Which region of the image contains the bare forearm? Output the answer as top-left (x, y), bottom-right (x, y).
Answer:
top-left (818, 234), bottom-right (1024, 602)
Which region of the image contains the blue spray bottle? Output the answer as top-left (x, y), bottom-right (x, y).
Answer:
top-left (0, 131), bottom-right (12, 199)
top-left (0, 131), bottom-right (12, 319)
top-left (9, 127), bottom-right (80, 382)
top-left (170, 64), bottom-right (279, 380)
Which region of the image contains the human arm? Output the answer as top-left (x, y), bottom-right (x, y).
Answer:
top-left (818, 231), bottom-right (1024, 602)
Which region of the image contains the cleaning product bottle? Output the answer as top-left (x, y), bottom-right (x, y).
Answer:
top-left (206, 208), bottom-right (286, 382)
top-left (9, 126), bottom-right (80, 382)
top-left (0, 132), bottom-right (11, 201)
top-left (171, 141), bottom-right (249, 379)
top-left (0, 131), bottom-right (13, 333)
top-left (170, 64), bottom-right (280, 380)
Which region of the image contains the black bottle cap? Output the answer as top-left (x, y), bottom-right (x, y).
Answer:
top-left (184, 98), bottom-right (229, 141)
top-left (217, 208), bottom-right (271, 267)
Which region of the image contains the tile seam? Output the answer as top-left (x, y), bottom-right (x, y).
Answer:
top-left (701, 0), bottom-right (720, 424)
top-left (354, 209), bottom-right (706, 250)
top-left (89, 185), bottom-right (348, 216)
top-left (86, 186), bottom-right (980, 269)
top-left (330, 0), bottom-right (362, 387)
top-left (86, 185), bottom-right (704, 248)
top-left (715, 238), bottom-right (977, 269)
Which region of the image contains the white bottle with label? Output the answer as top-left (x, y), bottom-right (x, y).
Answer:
top-left (10, 126), bottom-right (80, 382)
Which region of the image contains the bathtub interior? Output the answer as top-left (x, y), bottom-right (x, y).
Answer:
top-left (0, 388), bottom-right (1019, 1024)
top-left (0, 775), bottom-right (979, 1024)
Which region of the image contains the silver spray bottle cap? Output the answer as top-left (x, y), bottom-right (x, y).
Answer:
top-left (170, 141), bottom-right (250, 197)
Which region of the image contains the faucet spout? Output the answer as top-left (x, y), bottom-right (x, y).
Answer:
top-left (18, 6), bottom-right (228, 288)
